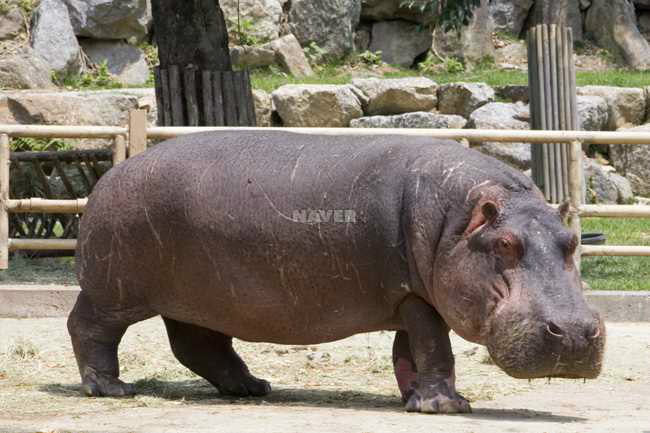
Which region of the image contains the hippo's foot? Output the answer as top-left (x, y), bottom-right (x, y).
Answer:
top-left (215, 371), bottom-right (272, 397)
top-left (405, 382), bottom-right (472, 414)
top-left (81, 368), bottom-right (136, 397)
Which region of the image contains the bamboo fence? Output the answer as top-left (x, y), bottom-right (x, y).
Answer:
top-left (1, 110), bottom-right (650, 270)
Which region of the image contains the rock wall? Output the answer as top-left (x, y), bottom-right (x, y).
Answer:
top-left (2, 0), bottom-right (650, 91)
top-left (2, 80), bottom-right (648, 202)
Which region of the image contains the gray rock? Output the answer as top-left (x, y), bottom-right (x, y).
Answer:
top-left (469, 102), bottom-right (531, 169)
top-left (360, 0), bottom-right (433, 23)
top-left (221, 0), bottom-right (283, 42)
top-left (495, 85), bottom-right (530, 103)
top-left (0, 49), bottom-right (54, 89)
top-left (31, 0), bottom-right (82, 75)
top-left (583, 157), bottom-right (633, 204)
top-left (63, 0), bottom-right (151, 41)
top-left (252, 89), bottom-right (272, 127)
top-left (354, 27), bottom-right (371, 53)
top-left (438, 82), bottom-right (496, 118)
top-left (494, 42), bottom-right (527, 66)
top-left (577, 95), bottom-right (609, 131)
top-left (289, 0), bottom-right (361, 59)
top-left (635, 0), bottom-right (650, 9)
top-left (230, 45), bottom-right (276, 69)
top-left (609, 124), bottom-right (650, 196)
top-left (350, 112), bottom-right (467, 129)
top-left (80, 40), bottom-right (149, 86)
top-left (639, 12), bottom-right (650, 36)
top-left (432, 0), bottom-right (495, 68)
top-left (351, 77), bottom-right (438, 116)
top-left (577, 86), bottom-right (647, 129)
top-left (489, 0), bottom-right (534, 35)
top-left (272, 84), bottom-right (364, 127)
top-left (269, 35), bottom-right (314, 77)
top-left (370, 20), bottom-right (432, 68)
top-left (585, 0), bottom-right (650, 69)
top-left (0, 7), bottom-right (23, 40)
top-left (0, 88), bottom-right (156, 148)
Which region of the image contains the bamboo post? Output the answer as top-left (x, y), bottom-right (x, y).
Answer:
top-left (128, 110), bottom-right (148, 157)
top-left (569, 140), bottom-right (583, 269)
top-left (0, 134), bottom-right (9, 269)
top-left (113, 134), bottom-right (126, 165)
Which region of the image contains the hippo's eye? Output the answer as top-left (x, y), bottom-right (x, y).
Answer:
top-left (494, 236), bottom-right (523, 267)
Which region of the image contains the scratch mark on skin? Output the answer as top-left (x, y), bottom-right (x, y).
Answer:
top-left (347, 173), bottom-right (362, 203)
top-left (415, 176), bottom-right (421, 200)
top-left (466, 180), bottom-right (493, 202)
top-left (144, 207), bottom-right (164, 258)
top-left (290, 154), bottom-right (303, 184)
top-left (441, 161), bottom-right (465, 187)
top-left (197, 160), bottom-right (220, 195)
top-left (256, 182), bottom-right (299, 223)
top-left (350, 263), bottom-right (365, 294)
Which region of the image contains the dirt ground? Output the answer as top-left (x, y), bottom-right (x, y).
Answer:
top-left (0, 318), bottom-right (649, 433)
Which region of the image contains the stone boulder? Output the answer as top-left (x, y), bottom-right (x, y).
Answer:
top-left (0, 6), bottom-right (23, 40)
top-left (269, 35), bottom-right (314, 77)
top-left (489, 0), bottom-right (534, 36)
top-left (360, 0), bottom-right (435, 23)
top-left (62, 0), bottom-right (151, 41)
top-left (252, 89), bottom-right (272, 127)
top-left (350, 112), bottom-right (467, 129)
top-left (272, 85), bottom-right (364, 127)
top-left (577, 95), bottom-right (609, 131)
top-left (369, 20), bottom-right (432, 68)
top-left (0, 49), bottom-right (54, 89)
top-left (31, 0), bottom-right (83, 75)
top-left (583, 157), bottom-right (635, 204)
top-left (350, 77), bottom-right (438, 116)
top-left (585, 0), bottom-right (650, 69)
top-left (577, 86), bottom-right (647, 129)
top-left (528, 0), bottom-right (583, 42)
top-left (494, 42), bottom-right (528, 68)
top-left (289, 0), bottom-right (361, 59)
top-left (609, 124), bottom-right (650, 196)
top-left (495, 85), bottom-right (530, 103)
top-left (433, 0), bottom-right (495, 67)
top-left (438, 82), bottom-right (495, 118)
top-left (230, 45), bottom-right (276, 69)
top-left (221, 0), bottom-right (283, 43)
top-left (80, 40), bottom-right (150, 86)
top-left (469, 102), bottom-right (531, 169)
top-left (0, 89), bottom-right (156, 148)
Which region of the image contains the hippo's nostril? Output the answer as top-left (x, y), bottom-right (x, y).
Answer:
top-left (546, 322), bottom-right (564, 338)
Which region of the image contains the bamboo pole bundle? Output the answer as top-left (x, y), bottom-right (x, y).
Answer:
top-left (527, 24), bottom-right (577, 204)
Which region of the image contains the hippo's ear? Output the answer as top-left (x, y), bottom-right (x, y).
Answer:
top-left (464, 201), bottom-right (500, 238)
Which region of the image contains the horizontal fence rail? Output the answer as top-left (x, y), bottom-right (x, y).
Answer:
top-left (1, 114), bottom-right (650, 270)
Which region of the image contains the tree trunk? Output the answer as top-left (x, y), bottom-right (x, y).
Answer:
top-left (152, 0), bottom-right (231, 71)
top-left (150, 0), bottom-right (256, 127)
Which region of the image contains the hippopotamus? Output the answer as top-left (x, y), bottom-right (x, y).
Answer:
top-left (68, 130), bottom-right (605, 413)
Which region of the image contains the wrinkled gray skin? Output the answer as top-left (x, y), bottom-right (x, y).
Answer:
top-left (68, 131), bottom-right (605, 414)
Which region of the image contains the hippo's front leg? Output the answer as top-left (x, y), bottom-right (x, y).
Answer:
top-left (394, 296), bottom-right (471, 414)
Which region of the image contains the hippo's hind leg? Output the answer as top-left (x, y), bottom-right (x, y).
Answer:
top-left (163, 318), bottom-right (271, 397)
top-left (67, 291), bottom-right (150, 397)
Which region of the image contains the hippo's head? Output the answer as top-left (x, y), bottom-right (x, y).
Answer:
top-left (425, 184), bottom-right (605, 380)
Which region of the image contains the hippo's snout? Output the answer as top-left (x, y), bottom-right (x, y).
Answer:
top-left (487, 306), bottom-right (606, 380)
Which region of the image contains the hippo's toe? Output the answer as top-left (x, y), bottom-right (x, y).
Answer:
top-left (81, 374), bottom-right (136, 398)
top-left (405, 389), bottom-right (472, 414)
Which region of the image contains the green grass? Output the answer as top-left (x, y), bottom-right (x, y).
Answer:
top-left (581, 218), bottom-right (650, 291)
top-left (251, 66), bottom-right (650, 93)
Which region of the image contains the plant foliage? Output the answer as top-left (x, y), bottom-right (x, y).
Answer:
top-left (401, 0), bottom-right (481, 32)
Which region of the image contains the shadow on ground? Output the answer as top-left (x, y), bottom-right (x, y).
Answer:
top-left (40, 379), bottom-right (586, 423)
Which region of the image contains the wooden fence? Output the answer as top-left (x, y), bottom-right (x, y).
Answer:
top-left (1, 109), bottom-right (650, 270)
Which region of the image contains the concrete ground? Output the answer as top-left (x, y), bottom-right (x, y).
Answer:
top-left (1, 318), bottom-right (649, 433)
